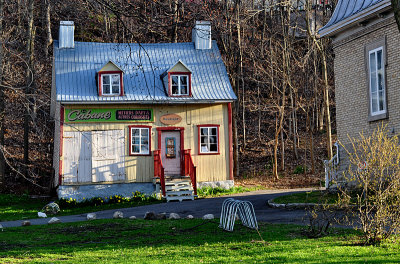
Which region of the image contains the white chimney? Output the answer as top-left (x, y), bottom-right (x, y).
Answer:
top-left (59, 21), bottom-right (75, 49)
top-left (192, 21), bottom-right (211, 50)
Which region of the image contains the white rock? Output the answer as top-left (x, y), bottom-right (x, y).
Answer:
top-left (87, 213), bottom-right (96, 220)
top-left (0, 224), bottom-right (3, 231)
top-left (113, 211), bottom-right (124, 219)
top-left (169, 213), bottom-right (180, 220)
top-left (129, 216), bottom-right (136, 220)
top-left (22, 221), bottom-right (31, 226)
top-left (186, 215), bottom-right (194, 219)
top-left (202, 214), bottom-right (214, 220)
top-left (48, 217), bottom-right (61, 224)
top-left (38, 212), bottom-right (47, 218)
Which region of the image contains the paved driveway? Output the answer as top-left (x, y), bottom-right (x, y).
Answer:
top-left (0, 188), bottom-right (319, 228)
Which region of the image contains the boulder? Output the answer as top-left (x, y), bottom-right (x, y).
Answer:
top-left (186, 215), bottom-right (194, 219)
top-left (48, 217), bottom-right (61, 224)
top-left (169, 213), bottom-right (180, 220)
top-left (144, 211), bottom-right (156, 220)
top-left (202, 214), bottom-right (214, 220)
top-left (113, 211), bottom-right (124, 219)
top-left (38, 212), bottom-right (47, 218)
top-left (155, 213), bottom-right (166, 220)
top-left (87, 213), bottom-right (96, 220)
top-left (22, 221), bottom-right (31, 226)
top-left (129, 216), bottom-right (137, 220)
top-left (41, 202), bottom-right (60, 215)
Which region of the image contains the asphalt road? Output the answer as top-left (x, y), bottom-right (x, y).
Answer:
top-left (0, 188), bottom-right (320, 228)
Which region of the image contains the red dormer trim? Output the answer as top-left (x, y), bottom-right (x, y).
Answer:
top-left (168, 72), bottom-right (192, 97)
top-left (98, 71), bottom-right (124, 96)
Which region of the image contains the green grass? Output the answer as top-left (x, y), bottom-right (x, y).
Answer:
top-left (0, 194), bottom-right (161, 222)
top-left (0, 219), bottom-right (399, 263)
top-left (273, 191), bottom-right (342, 204)
top-left (197, 186), bottom-right (264, 198)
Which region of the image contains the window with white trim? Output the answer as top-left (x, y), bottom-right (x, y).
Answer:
top-left (199, 126), bottom-right (218, 154)
top-left (130, 127), bottom-right (150, 155)
top-left (369, 47), bottom-right (386, 116)
top-left (102, 74), bottom-right (121, 95)
top-left (171, 75), bottom-right (189, 96)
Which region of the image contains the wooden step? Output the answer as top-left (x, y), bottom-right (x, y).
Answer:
top-left (165, 190), bottom-right (195, 202)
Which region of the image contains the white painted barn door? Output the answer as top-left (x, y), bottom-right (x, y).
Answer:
top-left (91, 130), bottom-right (125, 182)
top-left (63, 131), bottom-right (92, 183)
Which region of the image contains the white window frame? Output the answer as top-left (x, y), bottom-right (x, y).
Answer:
top-left (129, 127), bottom-right (150, 155)
top-left (199, 126), bottom-right (219, 154)
top-left (101, 73), bottom-right (121, 96)
top-left (171, 75), bottom-right (189, 96)
top-left (368, 47), bottom-right (386, 117)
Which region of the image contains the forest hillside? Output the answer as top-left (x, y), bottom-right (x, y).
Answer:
top-left (0, 0), bottom-right (336, 194)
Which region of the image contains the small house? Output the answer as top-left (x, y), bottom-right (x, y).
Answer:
top-left (51, 21), bottom-right (237, 201)
top-left (319, 0), bottom-right (399, 185)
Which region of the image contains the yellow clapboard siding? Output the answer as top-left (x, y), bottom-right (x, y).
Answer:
top-left (62, 103), bottom-right (231, 183)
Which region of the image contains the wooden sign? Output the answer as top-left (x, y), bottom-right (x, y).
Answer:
top-left (160, 114), bottom-right (182, 125)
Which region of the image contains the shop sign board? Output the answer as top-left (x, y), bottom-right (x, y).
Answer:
top-left (64, 108), bottom-right (153, 123)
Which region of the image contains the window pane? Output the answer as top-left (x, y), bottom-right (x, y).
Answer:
top-left (132, 145), bottom-right (140, 153)
top-left (201, 144), bottom-right (209, 153)
top-left (180, 76), bottom-right (188, 85)
top-left (201, 136), bottom-right (208, 144)
top-left (102, 75), bottom-right (110, 85)
top-left (141, 137), bottom-right (148, 145)
top-left (172, 76), bottom-right (178, 85)
top-left (377, 50), bottom-right (382, 70)
top-left (201, 128), bottom-right (208, 136)
top-left (180, 85), bottom-right (188, 95)
top-left (172, 85), bottom-right (178, 95)
top-left (211, 128), bottom-right (217, 136)
top-left (379, 91), bottom-right (385, 111)
top-left (371, 92), bottom-right (378, 113)
top-left (112, 85), bottom-right (120, 94)
top-left (209, 135), bottom-right (217, 144)
top-left (141, 145), bottom-right (149, 154)
top-left (210, 144), bottom-right (218, 152)
top-left (370, 52), bottom-right (376, 72)
top-left (132, 137), bottom-right (140, 145)
top-left (112, 75), bottom-right (120, 85)
top-left (103, 85), bottom-right (110, 94)
top-left (131, 129), bottom-right (139, 136)
top-left (378, 73), bottom-right (383, 91)
top-left (141, 128), bottom-right (149, 136)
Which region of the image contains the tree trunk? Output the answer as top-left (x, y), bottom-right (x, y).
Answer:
top-left (42, 0), bottom-right (52, 58)
top-left (24, 0), bottom-right (35, 178)
top-left (0, 0), bottom-right (4, 188)
top-left (172, 0), bottom-right (178, 43)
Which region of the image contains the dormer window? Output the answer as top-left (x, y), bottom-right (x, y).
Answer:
top-left (171, 75), bottom-right (189, 96)
top-left (97, 61), bottom-right (124, 97)
top-left (161, 60), bottom-right (192, 97)
top-left (102, 74), bottom-right (120, 95)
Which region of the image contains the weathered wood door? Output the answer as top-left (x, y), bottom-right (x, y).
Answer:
top-left (161, 131), bottom-right (181, 175)
top-left (63, 131), bottom-right (92, 183)
top-left (92, 130), bottom-right (125, 182)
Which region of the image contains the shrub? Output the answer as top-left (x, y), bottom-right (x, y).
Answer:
top-left (339, 125), bottom-right (400, 245)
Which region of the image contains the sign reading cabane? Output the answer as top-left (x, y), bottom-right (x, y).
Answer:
top-left (64, 108), bottom-right (154, 123)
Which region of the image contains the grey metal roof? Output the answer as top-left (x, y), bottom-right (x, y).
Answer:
top-left (54, 40), bottom-right (237, 103)
top-left (319, 0), bottom-right (390, 36)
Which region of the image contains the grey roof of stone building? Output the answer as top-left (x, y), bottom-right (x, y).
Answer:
top-left (54, 40), bottom-right (237, 103)
top-left (319, 0), bottom-right (391, 37)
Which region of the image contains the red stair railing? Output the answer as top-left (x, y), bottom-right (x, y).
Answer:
top-left (184, 149), bottom-right (197, 195)
top-left (153, 150), bottom-right (166, 196)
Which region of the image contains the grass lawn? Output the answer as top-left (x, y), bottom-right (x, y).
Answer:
top-left (197, 186), bottom-right (264, 198)
top-left (0, 219), bottom-right (399, 263)
top-left (273, 191), bottom-right (343, 205)
top-left (0, 194), bottom-right (161, 222)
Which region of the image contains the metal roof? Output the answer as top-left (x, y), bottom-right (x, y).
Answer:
top-left (319, 0), bottom-right (391, 37)
top-left (54, 40), bottom-right (237, 103)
